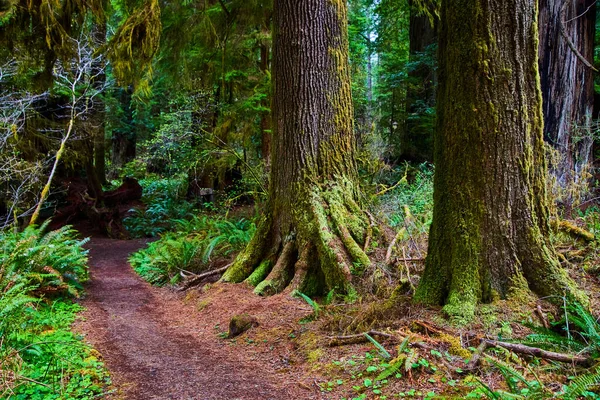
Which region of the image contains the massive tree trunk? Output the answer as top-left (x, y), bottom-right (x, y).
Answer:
top-left (221, 0), bottom-right (370, 296)
top-left (414, 0), bottom-right (584, 319)
top-left (401, 0), bottom-right (437, 163)
top-left (538, 0), bottom-right (595, 206)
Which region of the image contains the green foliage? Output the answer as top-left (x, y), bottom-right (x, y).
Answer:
top-left (524, 301), bottom-right (600, 358)
top-left (297, 292), bottom-right (321, 320)
top-left (1, 300), bottom-right (110, 399)
top-left (378, 163), bottom-right (434, 234)
top-left (474, 357), bottom-right (549, 399)
top-left (124, 176), bottom-right (195, 237)
top-left (364, 333), bottom-right (392, 359)
top-left (0, 224), bottom-right (108, 398)
top-left (130, 215), bottom-right (256, 286)
top-left (0, 221), bottom-right (89, 297)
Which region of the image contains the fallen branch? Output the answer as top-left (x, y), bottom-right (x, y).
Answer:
top-left (178, 264), bottom-right (231, 291)
top-left (465, 340), bottom-right (489, 371)
top-left (363, 211), bottom-right (376, 252)
top-left (557, 220), bottom-right (595, 242)
top-left (385, 227), bottom-right (406, 265)
top-left (467, 339), bottom-right (590, 368)
top-left (535, 305), bottom-right (549, 329)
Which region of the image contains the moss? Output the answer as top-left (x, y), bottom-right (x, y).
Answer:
top-left (307, 348), bottom-right (324, 364)
top-left (221, 216), bottom-right (270, 283)
top-left (227, 313), bottom-right (258, 338)
top-left (196, 299), bottom-right (211, 312)
top-left (245, 260), bottom-right (272, 287)
top-left (437, 333), bottom-right (472, 360)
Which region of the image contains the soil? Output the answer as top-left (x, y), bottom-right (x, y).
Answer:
top-left (75, 238), bottom-right (318, 400)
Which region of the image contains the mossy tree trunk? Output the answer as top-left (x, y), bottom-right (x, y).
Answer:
top-left (221, 0), bottom-right (370, 296)
top-left (414, 0), bottom-right (584, 319)
top-left (538, 0), bottom-right (595, 205)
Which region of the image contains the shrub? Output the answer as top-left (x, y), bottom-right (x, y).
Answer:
top-left (0, 223), bottom-right (109, 398)
top-left (130, 215), bottom-right (256, 286)
top-left (0, 221), bottom-right (89, 297)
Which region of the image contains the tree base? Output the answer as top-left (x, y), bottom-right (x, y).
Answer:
top-left (221, 182), bottom-right (370, 296)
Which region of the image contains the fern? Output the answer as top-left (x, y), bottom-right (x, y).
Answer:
top-left (524, 301), bottom-right (600, 359)
top-left (364, 333), bottom-right (392, 359)
top-left (561, 367), bottom-right (600, 399)
top-left (130, 215), bottom-right (256, 286)
top-left (0, 224), bottom-right (89, 297)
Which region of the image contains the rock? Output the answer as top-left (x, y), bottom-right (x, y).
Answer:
top-left (227, 313), bottom-right (258, 338)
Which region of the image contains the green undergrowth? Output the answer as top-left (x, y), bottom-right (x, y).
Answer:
top-left (123, 175), bottom-right (197, 237)
top-left (130, 215), bottom-right (256, 286)
top-left (0, 222), bottom-right (110, 398)
top-left (311, 300), bottom-right (600, 399)
top-left (377, 163), bottom-right (434, 233)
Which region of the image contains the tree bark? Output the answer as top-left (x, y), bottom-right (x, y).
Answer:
top-left (259, 42), bottom-right (271, 170)
top-left (92, 13), bottom-right (107, 186)
top-left (401, 0), bottom-right (437, 163)
top-left (414, 0), bottom-right (585, 319)
top-left (538, 0), bottom-right (595, 206)
top-left (221, 0), bottom-right (370, 296)
top-left (111, 87), bottom-right (136, 171)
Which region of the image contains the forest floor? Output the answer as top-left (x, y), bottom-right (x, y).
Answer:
top-left (74, 238), bottom-right (320, 400)
top-left (72, 235), bottom-right (600, 400)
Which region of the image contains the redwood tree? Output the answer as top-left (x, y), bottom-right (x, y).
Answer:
top-left (414, 0), bottom-right (584, 318)
top-left (538, 0), bottom-right (595, 200)
top-left (221, 0), bottom-right (370, 295)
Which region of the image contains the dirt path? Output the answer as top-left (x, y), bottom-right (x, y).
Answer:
top-left (75, 238), bottom-right (304, 400)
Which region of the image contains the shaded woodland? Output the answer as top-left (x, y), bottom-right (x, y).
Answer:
top-left (3, 0), bottom-right (600, 398)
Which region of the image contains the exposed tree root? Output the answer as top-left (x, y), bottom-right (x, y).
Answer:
top-left (221, 184), bottom-right (371, 296)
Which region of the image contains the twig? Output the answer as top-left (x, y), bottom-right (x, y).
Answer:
top-left (560, 0), bottom-right (598, 72)
top-left (363, 211), bottom-right (376, 252)
top-left (535, 305), bottom-right (549, 329)
top-left (385, 227), bottom-right (406, 265)
top-left (465, 340), bottom-right (489, 371)
top-left (178, 264), bottom-right (232, 291)
top-left (401, 247), bottom-right (416, 292)
top-left (375, 166), bottom-right (408, 197)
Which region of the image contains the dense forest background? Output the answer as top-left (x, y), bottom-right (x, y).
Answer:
top-left (3, 0), bottom-right (600, 398)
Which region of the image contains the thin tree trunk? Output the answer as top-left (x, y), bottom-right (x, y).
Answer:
top-left (538, 0), bottom-right (595, 208)
top-left (260, 42), bottom-right (271, 170)
top-left (414, 0), bottom-right (585, 319)
top-left (111, 87), bottom-right (136, 171)
top-left (92, 13), bottom-right (107, 186)
top-left (222, 0), bottom-right (370, 296)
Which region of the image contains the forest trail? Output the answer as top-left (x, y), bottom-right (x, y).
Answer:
top-left (74, 238), bottom-right (301, 400)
